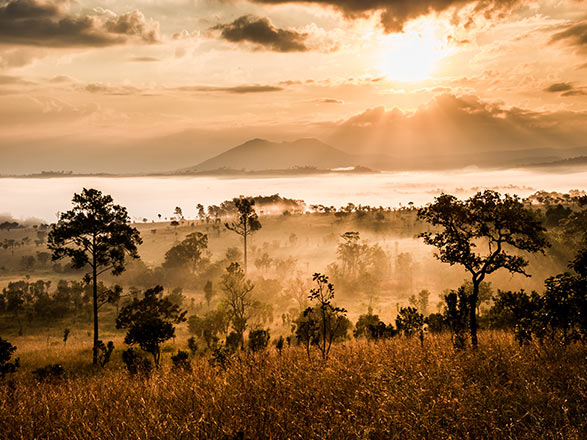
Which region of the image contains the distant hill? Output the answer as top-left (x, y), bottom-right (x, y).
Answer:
top-left (176, 138), bottom-right (361, 173)
top-left (527, 155), bottom-right (587, 169)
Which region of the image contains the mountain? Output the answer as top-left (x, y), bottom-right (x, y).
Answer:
top-left (177, 138), bottom-right (360, 173)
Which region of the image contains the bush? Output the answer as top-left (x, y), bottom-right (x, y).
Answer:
top-left (248, 329), bottom-right (270, 352)
top-left (187, 337), bottom-right (198, 355)
top-left (32, 364), bottom-right (64, 383)
top-left (121, 348), bottom-right (153, 377)
top-left (0, 337), bottom-right (19, 378)
top-left (95, 340), bottom-right (114, 367)
top-left (171, 350), bottom-right (191, 372)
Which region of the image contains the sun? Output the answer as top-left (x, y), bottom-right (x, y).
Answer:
top-left (379, 25), bottom-right (451, 81)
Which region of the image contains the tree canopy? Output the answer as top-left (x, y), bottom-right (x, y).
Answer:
top-left (418, 190), bottom-right (549, 347)
top-left (48, 188), bottom-right (142, 365)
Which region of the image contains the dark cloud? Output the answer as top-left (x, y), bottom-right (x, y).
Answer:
top-left (551, 21), bottom-right (587, 51)
top-left (212, 15), bottom-right (308, 52)
top-left (544, 82), bottom-right (586, 97)
top-left (313, 97), bottom-right (344, 103)
top-left (0, 0), bottom-right (159, 47)
top-left (175, 84), bottom-right (284, 94)
top-left (252, 0), bottom-right (524, 33)
top-left (561, 89), bottom-right (587, 97)
top-left (129, 56), bottom-right (160, 62)
top-left (544, 82), bottom-right (574, 93)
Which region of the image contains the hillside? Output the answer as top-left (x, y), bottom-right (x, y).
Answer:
top-left (176, 138), bottom-right (361, 173)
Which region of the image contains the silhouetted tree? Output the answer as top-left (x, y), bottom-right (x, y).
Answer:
top-left (396, 307), bottom-right (425, 338)
top-left (163, 232), bottom-right (208, 273)
top-left (418, 190), bottom-right (548, 347)
top-left (221, 263), bottom-right (254, 348)
top-left (116, 285), bottom-right (186, 367)
top-left (248, 329), bottom-right (270, 352)
top-left (225, 197), bottom-right (261, 273)
top-left (303, 273), bottom-right (348, 360)
top-left (204, 280), bottom-right (215, 308)
top-left (47, 188), bottom-right (142, 365)
top-left (0, 337), bottom-right (19, 378)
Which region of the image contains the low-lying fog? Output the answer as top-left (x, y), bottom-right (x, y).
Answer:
top-left (1, 168), bottom-right (586, 222)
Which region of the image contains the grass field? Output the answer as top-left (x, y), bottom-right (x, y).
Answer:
top-left (1, 331), bottom-right (585, 439)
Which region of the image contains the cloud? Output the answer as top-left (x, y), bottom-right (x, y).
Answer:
top-left (212, 15), bottom-right (308, 52)
top-left (175, 84), bottom-right (284, 94)
top-left (0, 74), bottom-right (33, 85)
top-left (251, 0), bottom-right (524, 33)
top-left (312, 97), bottom-right (344, 103)
top-left (83, 83), bottom-right (144, 95)
top-left (0, 0), bottom-right (159, 47)
top-left (550, 21), bottom-right (587, 52)
top-left (544, 82), bottom-right (586, 97)
top-left (561, 89), bottom-right (587, 97)
top-left (544, 82), bottom-right (573, 93)
top-left (326, 94), bottom-right (587, 155)
top-left (129, 56), bottom-right (160, 62)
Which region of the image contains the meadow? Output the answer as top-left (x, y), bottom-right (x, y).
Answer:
top-left (1, 332), bottom-right (585, 439)
top-left (0, 190), bottom-right (585, 439)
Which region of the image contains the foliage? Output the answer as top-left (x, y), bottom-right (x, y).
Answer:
top-left (48, 188), bottom-right (142, 365)
top-left (95, 340), bottom-right (114, 367)
top-left (116, 286), bottom-right (187, 366)
top-left (221, 263), bottom-right (255, 349)
top-left (248, 329), bottom-right (270, 352)
top-left (32, 364), bottom-right (64, 383)
top-left (187, 337), bottom-right (198, 355)
top-left (418, 190), bottom-right (549, 347)
top-left (0, 337), bottom-right (19, 378)
top-left (395, 307), bottom-right (425, 338)
top-left (171, 350), bottom-right (191, 372)
top-left (443, 287), bottom-right (470, 349)
top-left (295, 273), bottom-right (348, 360)
top-left (162, 232), bottom-right (208, 273)
top-left (225, 197), bottom-right (262, 272)
top-left (121, 348), bottom-right (153, 377)
top-left (354, 309), bottom-right (381, 339)
top-left (188, 308), bottom-right (230, 349)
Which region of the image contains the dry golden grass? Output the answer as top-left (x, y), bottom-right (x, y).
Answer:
top-left (1, 331), bottom-right (586, 439)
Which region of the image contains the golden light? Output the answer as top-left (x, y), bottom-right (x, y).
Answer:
top-left (379, 24), bottom-right (452, 81)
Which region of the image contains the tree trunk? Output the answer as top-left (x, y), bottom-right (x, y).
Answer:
top-left (243, 220), bottom-right (248, 274)
top-left (470, 279), bottom-right (479, 349)
top-left (92, 257), bottom-right (99, 366)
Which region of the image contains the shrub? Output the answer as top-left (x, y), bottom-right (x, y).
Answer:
top-left (171, 350), bottom-right (191, 372)
top-left (32, 364), bottom-right (65, 383)
top-left (0, 337), bottom-right (19, 378)
top-left (248, 329), bottom-right (270, 352)
top-left (95, 340), bottom-right (114, 367)
top-left (121, 348), bottom-right (153, 377)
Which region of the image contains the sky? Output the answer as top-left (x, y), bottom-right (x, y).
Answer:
top-left (0, 0), bottom-right (586, 173)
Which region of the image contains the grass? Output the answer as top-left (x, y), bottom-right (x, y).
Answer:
top-left (1, 331), bottom-right (585, 439)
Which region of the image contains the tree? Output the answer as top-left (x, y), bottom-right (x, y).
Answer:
top-left (395, 307), bottom-right (425, 338)
top-left (337, 232), bottom-right (368, 278)
top-left (48, 188), bottom-right (142, 365)
top-left (299, 273), bottom-right (348, 360)
top-left (204, 280), bottom-right (215, 308)
top-left (162, 232), bottom-right (208, 273)
top-left (248, 329), bottom-right (270, 352)
top-left (0, 337), bottom-right (19, 378)
top-left (418, 190), bottom-right (548, 347)
top-left (221, 262), bottom-right (255, 348)
top-left (225, 197), bottom-right (261, 273)
top-left (116, 285), bottom-right (187, 366)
